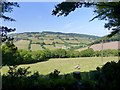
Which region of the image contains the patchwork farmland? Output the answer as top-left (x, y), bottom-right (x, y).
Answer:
top-left (11, 31), bottom-right (119, 51)
top-left (11, 31), bottom-right (99, 51)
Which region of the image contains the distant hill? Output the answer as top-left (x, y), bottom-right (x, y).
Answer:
top-left (88, 33), bottom-right (119, 51)
top-left (90, 41), bottom-right (119, 51)
top-left (42, 31), bottom-right (99, 39)
top-left (10, 31), bottom-right (100, 51)
top-left (91, 33), bottom-right (119, 45)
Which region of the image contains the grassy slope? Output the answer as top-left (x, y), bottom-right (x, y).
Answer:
top-left (76, 47), bottom-right (88, 51)
top-left (14, 40), bottom-right (30, 50)
top-left (2, 57), bottom-right (119, 75)
top-left (12, 32), bottom-right (99, 51)
top-left (31, 44), bottom-right (43, 51)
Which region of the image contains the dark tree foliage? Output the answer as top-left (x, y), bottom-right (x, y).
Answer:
top-left (0, 1), bottom-right (19, 42)
top-left (2, 42), bottom-right (21, 66)
top-left (95, 60), bottom-right (120, 90)
top-left (52, 1), bottom-right (120, 37)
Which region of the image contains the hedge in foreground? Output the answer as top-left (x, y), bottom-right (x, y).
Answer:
top-left (2, 60), bottom-right (120, 90)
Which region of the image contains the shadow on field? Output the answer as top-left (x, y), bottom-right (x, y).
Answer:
top-left (2, 60), bottom-right (120, 90)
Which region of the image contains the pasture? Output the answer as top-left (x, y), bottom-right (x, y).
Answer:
top-left (54, 39), bottom-right (64, 44)
top-left (30, 37), bottom-right (40, 43)
top-left (44, 45), bottom-right (55, 50)
top-left (44, 40), bottom-right (54, 44)
top-left (14, 40), bottom-right (30, 50)
top-left (31, 44), bottom-right (43, 51)
top-left (2, 57), bottom-right (119, 75)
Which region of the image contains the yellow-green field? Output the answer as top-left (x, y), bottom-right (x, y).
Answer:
top-left (54, 39), bottom-right (64, 43)
top-left (76, 47), bottom-right (88, 51)
top-left (30, 37), bottom-right (40, 43)
top-left (44, 40), bottom-right (54, 44)
top-left (55, 44), bottom-right (65, 48)
top-left (44, 45), bottom-right (55, 50)
top-left (31, 44), bottom-right (43, 51)
top-left (1, 57), bottom-right (119, 75)
top-left (65, 40), bottom-right (80, 44)
top-left (14, 40), bottom-right (30, 50)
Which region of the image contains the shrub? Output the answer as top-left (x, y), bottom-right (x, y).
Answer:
top-left (96, 60), bottom-right (120, 90)
top-left (80, 48), bottom-right (94, 57)
top-left (2, 43), bottom-right (22, 65)
top-left (49, 69), bottom-right (60, 79)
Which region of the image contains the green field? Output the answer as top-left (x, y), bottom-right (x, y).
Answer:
top-left (44, 45), bottom-right (55, 50)
top-left (44, 40), bottom-right (54, 44)
top-left (14, 40), bottom-right (30, 50)
top-left (30, 37), bottom-right (40, 43)
top-left (76, 47), bottom-right (89, 51)
top-left (55, 44), bottom-right (66, 48)
top-left (2, 57), bottom-right (119, 75)
top-left (54, 39), bottom-right (64, 44)
top-left (31, 44), bottom-right (43, 51)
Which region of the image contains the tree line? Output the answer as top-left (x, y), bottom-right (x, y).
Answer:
top-left (2, 42), bottom-right (119, 66)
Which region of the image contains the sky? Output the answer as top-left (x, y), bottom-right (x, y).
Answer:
top-left (2, 2), bottom-right (112, 36)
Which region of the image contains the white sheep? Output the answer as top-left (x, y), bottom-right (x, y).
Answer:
top-left (75, 64), bottom-right (80, 70)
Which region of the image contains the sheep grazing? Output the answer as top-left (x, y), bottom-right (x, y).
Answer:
top-left (75, 64), bottom-right (80, 70)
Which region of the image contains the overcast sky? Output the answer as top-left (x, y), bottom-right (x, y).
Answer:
top-left (2, 2), bottom-right (112, 36)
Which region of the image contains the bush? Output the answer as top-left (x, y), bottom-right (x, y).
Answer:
top-left (80, 48), bottom-right (94, 57)
top-left (96, 60), bottom-right (120, 90)
top-left (2, 43), bottom-right (22, 65)
top-left (2, 67), bottom-right (79, 90)
top-left (66, 50), bottom-right (80, 58)
top-left (49, 69), bottom-right (60, 79)
top-left (94, 49), bottom-right (119, 57)
top-left (51, 49), bottom-right (67, 58)
top-left (19, 49), bottom-right (33, 64)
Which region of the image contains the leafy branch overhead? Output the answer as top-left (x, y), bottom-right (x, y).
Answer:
top-left (52, 1), bottom-right (120, 37)
top-left (1, 2), bottom-right (19, 21)
top-left (0, 1), bottom-right (19, 42)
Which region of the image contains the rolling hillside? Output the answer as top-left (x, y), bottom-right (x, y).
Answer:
top-left (88, 33), bottom-right (119, 51)
top-left (91, 33), bottom-right (119, 45)
top-left (10, 31), bottom-right (99, 51)
top-left (90, 41), bottom-right (120, 51)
